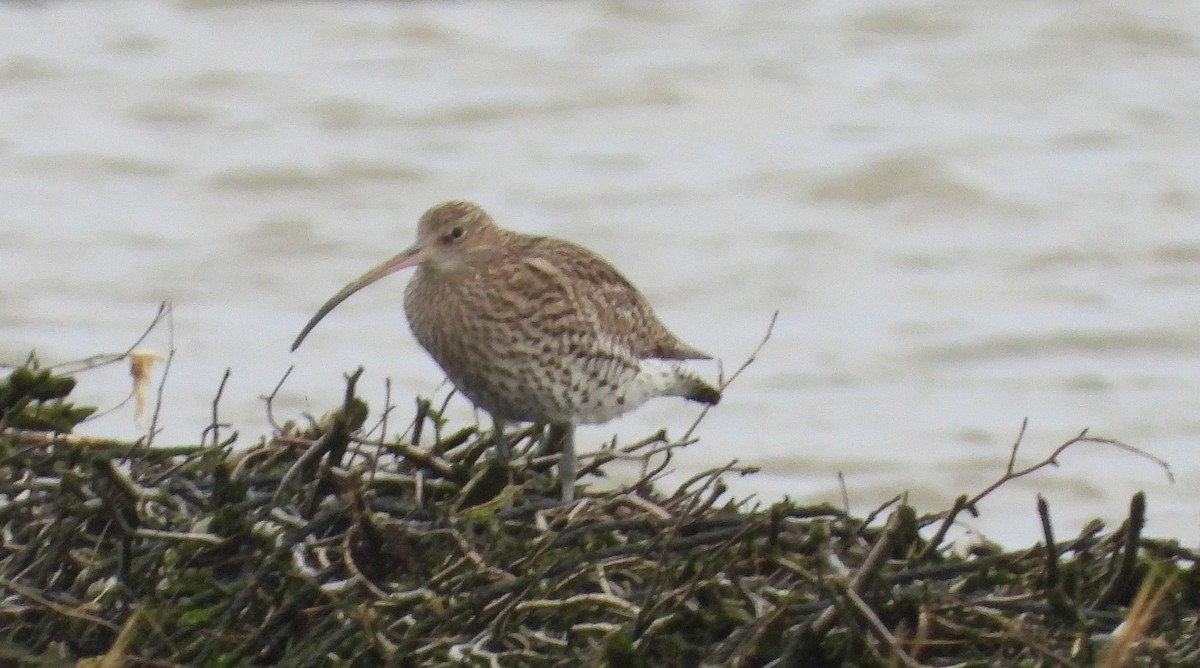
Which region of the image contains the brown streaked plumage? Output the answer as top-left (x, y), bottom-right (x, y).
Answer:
top-left (291, 201), bottom-right (720, 500)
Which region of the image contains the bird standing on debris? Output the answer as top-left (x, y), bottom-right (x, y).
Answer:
top-left (291, 201), bottom-right (720, 500)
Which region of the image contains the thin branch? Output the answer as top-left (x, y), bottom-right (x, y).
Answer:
top-left (917, 494), bottom-right (967, 561)
top-left (924, 422), bottom-right (1174, 524)
top-left (143, 301), bottom-right (176, 449)
top-left (837, 472), bottom-right (850, 515)
top-left (261, 365), bottom-right (295, 434)
top-left (44, 301), bottom-right (170, 375)
top-left (678, 310), bottom-right (778, 444)
top-left (200, 368), bottom-right (233, 448)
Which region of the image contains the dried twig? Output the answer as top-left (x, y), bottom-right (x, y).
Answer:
top-left (200, 368), bottom-right (234, 448)
top-left (678, 309), bottom-right (778, 444)
top-left (143, 301), bottom-right (176, 448)
top-left (261, 365), bottom-right (294, 434)
top-left (925, 419), bottom-right (1174, 524)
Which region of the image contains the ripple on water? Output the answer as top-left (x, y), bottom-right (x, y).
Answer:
top-left (230, 216), bottom-right (337, 259)
top-left (309, 99), bottom-right (407, 131)
top-left (409, 85), bottom-right (687, 127)
top-left (806, 151), bottom-right (1036, 215)
top-left (208, 161), bottom-right (429, 192)
top-left (0, 55), bottom-right (62, 82)
top-left (915, 329), bottom-right (1200, 363)
top-left (1154, 243), bottom-right (1200, 264)
top-left (127, 100), bottom-right (216, 126)
top-left (1033, 9), bottom-right (1196, 54)
top-left (18, 152), bottom-right (173, 178)
top-left (851, 8), bottom-right (968, 38)
top-left (1018, 247), bottom-right (1119, 271)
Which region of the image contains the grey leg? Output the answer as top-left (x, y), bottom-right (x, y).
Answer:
top-left (557, 423), bottom-right (577, 501)
top-left (491, 415), bottom-right (509, 462)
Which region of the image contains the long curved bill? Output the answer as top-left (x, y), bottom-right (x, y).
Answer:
top-left (290, 243), bottom-right (426, 352)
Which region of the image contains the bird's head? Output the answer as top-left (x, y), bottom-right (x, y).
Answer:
top-left (290, 200), bottom-right (499, 351)
top-left (413, 200), bottom-right (502, 272)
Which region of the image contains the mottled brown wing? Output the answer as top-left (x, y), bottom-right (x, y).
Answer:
top-left (522, 236), bottom-right (710, 360)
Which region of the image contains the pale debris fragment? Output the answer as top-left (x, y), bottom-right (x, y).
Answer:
top-left (128, 349), bottom-right (163, 431)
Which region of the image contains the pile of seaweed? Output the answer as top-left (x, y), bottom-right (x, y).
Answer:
top-left (1, 361), bottom-right (1198, 667)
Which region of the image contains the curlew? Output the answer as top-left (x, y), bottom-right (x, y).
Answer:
top-left (291, 201), bottom-right (720, 500)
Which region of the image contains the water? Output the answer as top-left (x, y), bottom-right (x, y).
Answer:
top-left (2, 0), bottom-right (1197, 548)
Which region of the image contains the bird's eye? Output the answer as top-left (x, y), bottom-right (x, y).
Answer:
top-left (444, 226), bottom-right (465, 243)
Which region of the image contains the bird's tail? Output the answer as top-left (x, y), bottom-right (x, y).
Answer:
top-left (680, 375), bottom-right (721, 406)
top-left (641, 359), bottom-right (722, 407)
